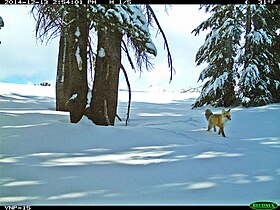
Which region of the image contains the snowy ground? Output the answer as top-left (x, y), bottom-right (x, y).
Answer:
top-left (0, 82), bottom-right (280, 205)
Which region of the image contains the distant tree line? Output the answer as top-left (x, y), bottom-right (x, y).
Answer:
top-left (192, 4), bottom-right (280, 108)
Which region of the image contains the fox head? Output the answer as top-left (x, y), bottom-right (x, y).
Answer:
top-left (222, 109), bottom-right (231, 121)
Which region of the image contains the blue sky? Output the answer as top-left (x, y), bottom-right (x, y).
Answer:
top-left (0, 5), bottom-right (209, 90)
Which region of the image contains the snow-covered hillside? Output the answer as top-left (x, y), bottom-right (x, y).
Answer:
top-left (0, 82), bottom-right (279, 205)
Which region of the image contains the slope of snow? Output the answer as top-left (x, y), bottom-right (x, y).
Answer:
top-left (0, 82), bottom-right (279, 205)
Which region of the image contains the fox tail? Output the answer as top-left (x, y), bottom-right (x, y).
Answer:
top-left (205, 109), bottom-right (213, 121)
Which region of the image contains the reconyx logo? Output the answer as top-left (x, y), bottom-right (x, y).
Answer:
top-left (250, 201), bottom-right (278, 210)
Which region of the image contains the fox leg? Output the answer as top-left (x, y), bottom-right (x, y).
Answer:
top-left (218, 127), bottom-right (226, 137)
top-left (207, 123), bottom-right (212, 131)
top-left (213, 126), bottom-right (216, 132)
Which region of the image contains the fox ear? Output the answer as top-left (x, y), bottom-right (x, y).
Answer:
top-left (222, 109), bottom-right (225, 114)
top-left (228, 109), bottom-right (231, 112)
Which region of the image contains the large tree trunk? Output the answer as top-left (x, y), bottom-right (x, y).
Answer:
top-left (56, 7), bottom-right (89, 123)
top-left (86, 27), bottom-right (122, 126)
top-left (66, 8), bottom-right (89, 123)
top-left (56, 26), bottom-right (71, 111)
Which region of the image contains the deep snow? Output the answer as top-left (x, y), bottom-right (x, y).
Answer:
top-left (0, 82), bottom-right (279, 205)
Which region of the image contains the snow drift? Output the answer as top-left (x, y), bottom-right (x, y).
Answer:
top-left (0, 82), bottom-right (279, 205)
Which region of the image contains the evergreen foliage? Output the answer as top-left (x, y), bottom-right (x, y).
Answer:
top-left (193, 4), bottom-right (280, 108)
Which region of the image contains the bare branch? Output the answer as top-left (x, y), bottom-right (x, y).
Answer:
top-left (146, 5), bottom-right (176, 82)
top-left (121, 39), bottom-right (136, 72)
top-left (121, 64), bottom-right (131, 126)
top-left (87, 34), bottom-right (96, 82)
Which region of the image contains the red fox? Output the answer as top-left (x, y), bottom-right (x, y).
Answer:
top-left (205, 109), bottom-right (231, 137)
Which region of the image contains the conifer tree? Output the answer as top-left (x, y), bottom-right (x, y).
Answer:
top-left (192, 4), bottom-right (280, 108)
top-left (192, 5), bottom-right (243, 108)
top-left (32, 5), bottom-right (174, 125)
top-left (239, 5), bottom-right (280, 106)
top-left (32, 5), bottom-right (89, 122)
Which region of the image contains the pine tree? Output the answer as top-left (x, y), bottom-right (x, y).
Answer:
top-left (32, 5), bottom-right (174, 125)
top-left (64, 6), bottom-right (89, 123)
top-left (85, 5), bottom-right (172, 126)
top-left (192, 4), bottom-right (280, 108)
top-left (268, 5), bottom-right (280, 103)
top-left (32, 5), bottom-right (72, 112)
top-left (192, 5), bottom-right (243, 108)
top-left (239, 5), bottom-right (280, 106)
top-left (32, 5), bottom-right (89, 123)
top-left (85, 5), bottom-right (158, 126)
top-left (56, 9), bottom-right (72, 112)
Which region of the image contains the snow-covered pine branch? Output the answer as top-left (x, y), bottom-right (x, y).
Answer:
top-left (193, 5), bottom-right (242, 108)
top-left (193, 4), bottom-right (280, 108)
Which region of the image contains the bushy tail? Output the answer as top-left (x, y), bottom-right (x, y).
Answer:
top-left (205, 109), bottom-right (213, 121)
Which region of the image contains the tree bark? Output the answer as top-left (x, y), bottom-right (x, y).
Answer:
top-left (86, 27), bottom-right (122, 126)
top-left (66, 8), bottom-right (89, 123)
top-left (56, 26), bottom-right (71, 111)
top-left (56, 7), bottom-right (89, 123)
